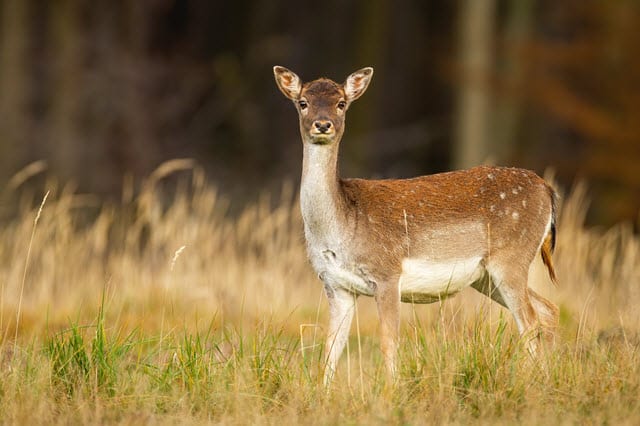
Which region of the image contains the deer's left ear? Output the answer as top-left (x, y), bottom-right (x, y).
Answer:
top-left (273, 66), bottom-right (302, 100)
top-left (344, 67), bottom-right (373, 102)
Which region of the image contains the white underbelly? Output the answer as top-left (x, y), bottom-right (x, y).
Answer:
top-left (312, 246), bottom-right (484, 302)
top-left (399, 256), bottom-right (484, 302)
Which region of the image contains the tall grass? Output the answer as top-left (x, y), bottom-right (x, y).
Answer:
top-left (0, 161), bottom-right (639, 424)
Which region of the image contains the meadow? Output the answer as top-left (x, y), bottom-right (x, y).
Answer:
top-left (0, 160), bottom-right (639, 424)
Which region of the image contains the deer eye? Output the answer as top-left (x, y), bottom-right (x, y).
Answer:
top-left (337, 100), bottom-right (347, 110)
top-left (298, 100), bottom-right (308, 110)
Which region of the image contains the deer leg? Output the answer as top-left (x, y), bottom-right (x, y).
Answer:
top-left (324, 286), bottom-right (355, 385)
top-left (486, 268), bottom-right (542, 355)
top-left (375, 280), bottom-right (400, 380)
top-left (527, 287), bottom-right (559, 343)
top-left (471, 272), bottom-right (508, 308)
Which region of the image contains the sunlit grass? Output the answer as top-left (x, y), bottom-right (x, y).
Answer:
top-left (0, 161), bottom-right (639, 424)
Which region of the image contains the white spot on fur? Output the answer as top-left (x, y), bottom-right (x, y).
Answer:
top-left (522, 200), bottom-right (527, 208)
top-left (512, 188), bottom-right (519, 194)
top-left (512, 211), bottom-right (519, 220)
top-left (500, 192), bottom-right (506, 199)
top-left (490, 205), bottom-right (496, 212)
top-left (487, 173), bottom-right (495, 180)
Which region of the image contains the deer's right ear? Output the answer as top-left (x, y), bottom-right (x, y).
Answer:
top-left (273, 66), bottom-right (302, 100)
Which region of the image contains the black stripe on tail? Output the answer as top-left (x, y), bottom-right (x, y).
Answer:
top-left (542, 183), bottom-right (559, 285)
top-left (548, 185), bottom-right (558, 252)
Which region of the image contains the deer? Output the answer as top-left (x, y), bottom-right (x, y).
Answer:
top-left (273, 65), bottom-right (559, 384)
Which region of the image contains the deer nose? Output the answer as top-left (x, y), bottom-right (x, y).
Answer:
top-left (314, 120), bottom-right (332, 133)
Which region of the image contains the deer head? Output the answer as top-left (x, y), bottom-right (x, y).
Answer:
top-left (273, 66), bottom-right (373, 146)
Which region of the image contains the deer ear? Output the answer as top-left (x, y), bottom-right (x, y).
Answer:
top-left (344, 67), bottom-right (373, 102)
top-left (273, 66), bottom-right (302, 100)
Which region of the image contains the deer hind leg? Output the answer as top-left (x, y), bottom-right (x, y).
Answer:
top-left (484, 265), bottom-right (549, 355)
top-left (527, 287), bottom-right (559, 344)
top-left (324, 286), bottom-right (356, 385)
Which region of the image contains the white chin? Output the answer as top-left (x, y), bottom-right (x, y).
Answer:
top-left (310, 135), bottom-right (333, 145)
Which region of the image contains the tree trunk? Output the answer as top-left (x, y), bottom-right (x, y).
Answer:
top-left (0, 0), bottom-right (30, 180)
top-left (453, 0), bottom-right (496, 170)
top-left (491, 0), bottom-right (535, 165)
top-left (49, 0), bottom-right (82, 181)
top-left (347, 0), bottom-right (390, 177)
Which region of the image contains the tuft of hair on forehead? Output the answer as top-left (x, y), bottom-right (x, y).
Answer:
top-left (302, 78), bottom-right (344, 97)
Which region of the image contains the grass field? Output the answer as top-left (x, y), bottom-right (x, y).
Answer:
top-left (1, 160), bottom-right (639, 424)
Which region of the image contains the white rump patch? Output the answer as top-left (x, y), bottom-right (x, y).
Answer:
top-left (399, 257), bottom-right (484, 300)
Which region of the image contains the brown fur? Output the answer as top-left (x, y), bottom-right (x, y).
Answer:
top-left (339, 166), bottom-right (555, 283)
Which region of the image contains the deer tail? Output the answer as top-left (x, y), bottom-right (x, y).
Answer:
top-left (541, 185), bottom-right (558, 286)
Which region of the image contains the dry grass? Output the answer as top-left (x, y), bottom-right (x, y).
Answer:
top-left (0, 161), bottom-right (639, 424)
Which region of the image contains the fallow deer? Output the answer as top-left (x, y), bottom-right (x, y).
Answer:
top-left (273, 66), bottom-right (559, 384)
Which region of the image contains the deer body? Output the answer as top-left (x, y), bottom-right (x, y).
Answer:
top-left (274, 66), bottom-right (559, 384)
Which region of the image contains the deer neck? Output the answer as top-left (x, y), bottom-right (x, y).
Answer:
top-left (300, 142), bottom-right (347, 242)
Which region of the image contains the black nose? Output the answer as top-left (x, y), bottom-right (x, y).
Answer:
top-left (314, 120), bottom-right (332, 133)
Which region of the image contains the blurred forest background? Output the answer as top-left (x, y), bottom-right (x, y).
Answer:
top-left (0, 0), bottom-right (638, 226)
